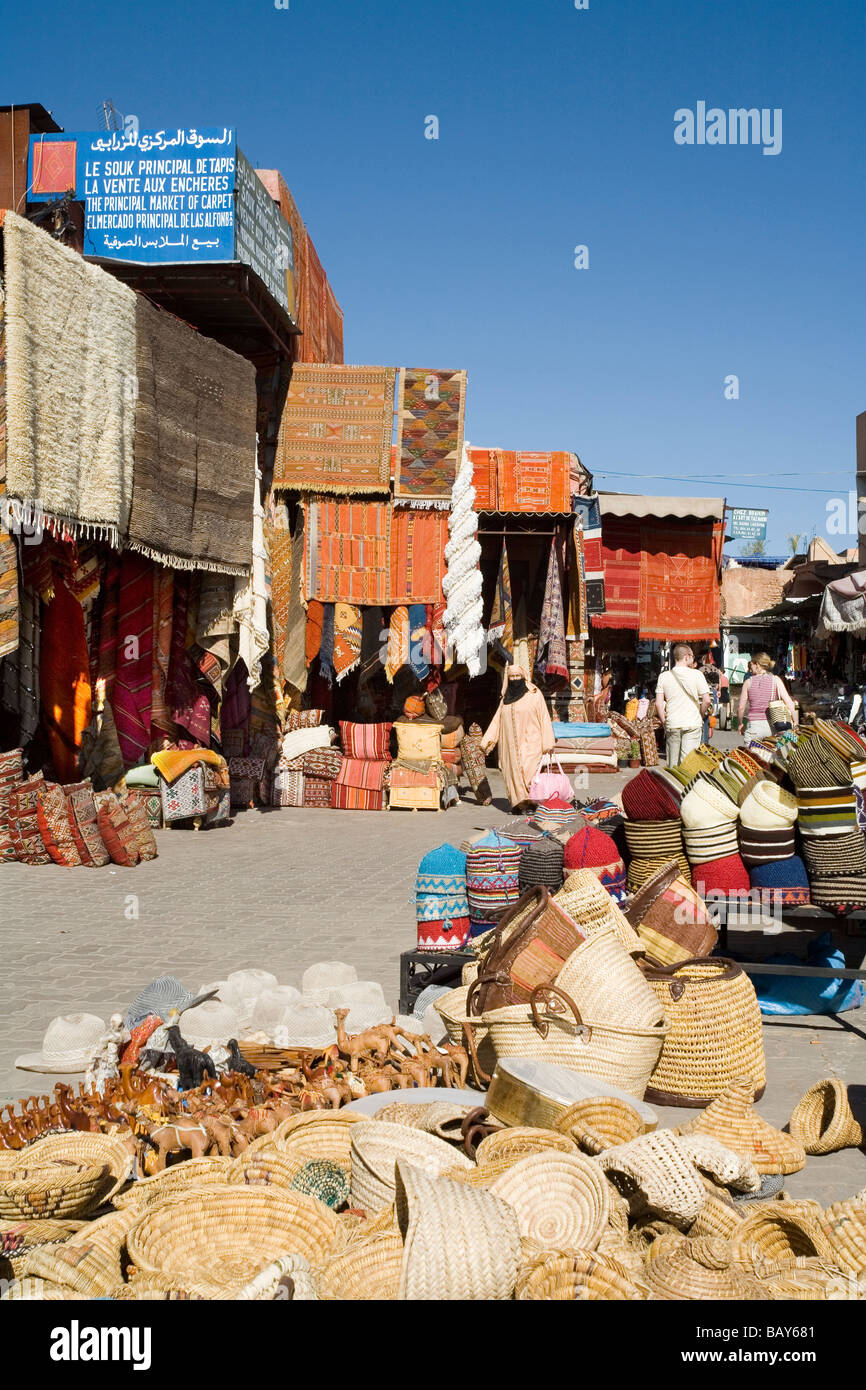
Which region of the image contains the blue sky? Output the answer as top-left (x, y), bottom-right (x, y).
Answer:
top-left (3, 0), bottom-right (864, 553)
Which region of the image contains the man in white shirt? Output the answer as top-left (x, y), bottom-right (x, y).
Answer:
top-left (655, 644), bottom-right (712, 767)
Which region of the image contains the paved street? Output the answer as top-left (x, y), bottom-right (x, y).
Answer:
top-left (2, 761), bottom-right (865, 1203)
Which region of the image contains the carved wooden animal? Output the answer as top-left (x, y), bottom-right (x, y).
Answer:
top-left (165, 1026), bottom-right (217, 1091)
top-left (334, 1010), bottom-right (397, 1073)
top-left (439, 1041), bottom-right (470, 1090)
top-left (143, 1117), bottom-right (210, 1173)
top-left (225, 1039), bottom-right (257, 1078)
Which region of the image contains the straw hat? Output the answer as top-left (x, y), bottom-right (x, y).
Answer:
top-left (175, 1000), bottom-right (240, 1050)
top-left (15, 1014), bottom-right (106, 1073)
top-left (677, 1134), bottom-right (760, 1193)
top-left (676, 1078), bottom-right (806, 1175)
top-left (490, 1151), bottom-right (610, 1251)
top-left (220, 969), bottom-right (278, 1026)
top-left (596, 1130), bottom-right (707, 1228)
top-left (788, 1078), bottom-right (864, 1155)
top-left (396, 1159), bottom-right (521, 1300)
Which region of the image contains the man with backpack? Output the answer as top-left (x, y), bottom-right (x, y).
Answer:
top-left (655, 644), bottom-right (713, 767)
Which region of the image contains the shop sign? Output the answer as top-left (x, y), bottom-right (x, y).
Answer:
top-left (728, 507), bottom-right (768, 541)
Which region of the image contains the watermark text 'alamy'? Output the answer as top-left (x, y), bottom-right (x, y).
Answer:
top-left (674, 103), bottom-right (782, 156)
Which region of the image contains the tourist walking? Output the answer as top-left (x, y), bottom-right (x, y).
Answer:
top-left (738, 652), bottom-right (798, 740)
top-left (655, 644), bottom-right (712, 767)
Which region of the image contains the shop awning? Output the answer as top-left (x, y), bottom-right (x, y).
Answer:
top-left (599, 493), bottom-right (725, 522)
top-left (748, 594), bottom-right (820, 624)
top-left (816, 569), bottom-right (866, 635)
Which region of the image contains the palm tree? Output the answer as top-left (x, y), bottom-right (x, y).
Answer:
top-left (787, 533), bottom-right (804, 555)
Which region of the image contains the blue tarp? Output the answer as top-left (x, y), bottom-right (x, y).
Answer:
top-left (553, 723), bottom-right (612, 739)
top-left (752, 934), bottom-right (865, 1016)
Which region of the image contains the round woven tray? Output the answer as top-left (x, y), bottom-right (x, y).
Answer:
top-left (272, 1109), bottom-right (369, 1167)
top-left (127, 1185), bottom-right (343, 1285)
top-left (114, 1156), bottom-right (232, 1210)
top-left (490, 1151), bottom-right (610, 1252)
top-left (0, 1158), bottom-right (109, 1221)
top-left (22, 1132), bottom-right (133, 1206)
top-left (474, 1126), bottom-right (577, 1166)
top-left (516, 1249), bottom-right (647, 1301)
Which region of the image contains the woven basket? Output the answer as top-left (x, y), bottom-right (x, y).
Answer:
top-left (821, 1199), bottom-right (866, 1272)
top-left (114, 1156), bottom-right (232, 1210)
top-left (490, 1151), bottom-right (610, 1252)
top-left (556, 1097), bottom-right (645, 1154)
top-left (350, 1122), bottom-right (473, 1213)
top-left (758, 1262), bottom-right (860, 1300)
top-left (473, 983), bottom-right (669, 1099)
top-left (24, 1132), bottom-right (133, 1206)
top-left (597, 1130), bottom-right (706, 1229)
top-left (234, 1253), bottom-right (319, 1301)
top-left (676, 1078), bottom-right (806, 1175)
top-left (444, 1155), bottom-right (524, 1187)
top-left (0, 1216), bottom-right (86, 1255)
top-left (227, 1149), bottom-right (310, 1191)
top-left (640, 958), bottom-right (766, 1106)
top-left (555, 927), bottom-right (665, 1031)
top-left (0, 1158), bottom-right (109, 1221)
top-left (730, 1201), bottom-right (834, 1275)
top-left (554, 871), bottom-right (643, 956)
top-left (690, 1189), bottom-right (747, 1240)
top-left (15, 1208), bottom-right (137, 1298)
top-left (315, 1229), bottom-right (404, 1300)
top-left (374, 1101), bottom-right (472, 1142)
top-left (474, 1127), bottom-right (577, 1166)
top-left (515, 1249), bottom-right (647, 1301)
top-left (644, 1236), bottom-right (764, 1301)
top-left (272, 1110), bottom-right (369, 1167)
top-left (789, 1078), bottom-right (864, 1155)
top-left (396, 1158), bottom-right (521, 1300)
top-left (127, 1185), bottom-right (343, 1284)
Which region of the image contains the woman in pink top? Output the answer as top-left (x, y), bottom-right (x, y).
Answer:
top-left (738, 652), bottom-right (797, 739)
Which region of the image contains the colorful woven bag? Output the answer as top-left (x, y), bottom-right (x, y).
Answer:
top-left (416, 843), bottom-right (470, 952)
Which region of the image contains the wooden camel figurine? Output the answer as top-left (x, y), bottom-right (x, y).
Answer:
top-left (334, 1009), bottom-right (405, 1074)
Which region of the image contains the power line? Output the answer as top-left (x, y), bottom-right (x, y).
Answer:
top-left (595, 471), bottom-right (851, 496)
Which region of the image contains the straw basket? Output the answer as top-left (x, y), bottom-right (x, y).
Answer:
top-left (644, 1236), bottom-right (764, 1301)
top-left (789, 1079), bottom-right (864, 1155)
top-left (315, 1229), bottom-right (404, 1300)
top-left (127, 1185), bottom-right (342, 1285)
top-left (554, 927), bottom-right (666, 1031)
top-left (475, 1127), bottom-right (577, 1166)
top-left (515, 1250), bottom-right (647, 1301)
top-left (676, 1078), bottom-right (806, 1174)
top-left (690, 1190), bottom-right (747, 1241)
top-left (14, 1208), bottom-right (138, 1298)
top-left (396, 1159), bottom-right (521, 1301)
top-left (227, 1149), bottom-right (311, 1191)
top-left (234, 1253), bottom-right (319, 1301)
top-left (597, 1130), bottom-right (707, 1229)
top-left (0, 1217), bottom-right (85, 1255)
top-left (554, 871), bottom-right (643, 955)
top-left (757, 1262), bottom-right (860, 1300)
top-left (0, 1158), bottom-right (109, 1221)
top-left (23, 1133), bottom-right (133, 1206)
top-left (350, 1122), bottom-right (473, 1213)
top-left (490, 1151), bottom-right (610, 1252)
top-left (556, 1098), bottom-right (645, 1155)
top-left (114, 1156), bottom-right (231, 1211)
top-left (821, 1199), bottom-right (866, 1272)
top-left (470, 983), bottom-right (669, 1098)
top-left (640, 958), bottom-right (766, 1106)
top-left (271, 1110), bottom-right (369, 1167)
top-left (729, 1201), bottom-right (834, 1275)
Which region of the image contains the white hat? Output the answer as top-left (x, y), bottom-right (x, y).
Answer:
top-left (16, 1014), bottom-right (106, 1073)
top-left (220, 969), bottom-right (278, 1029)
top-left (302, 961), bottom-right (357, 1004)
top-left (177, 1000), bottom-right (241, 1050)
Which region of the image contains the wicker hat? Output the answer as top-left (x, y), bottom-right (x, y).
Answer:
top-left (748, 856), bottom-right (810, 907)
top-left (788, 1078), bottom-right (864, 1154)
top-left (680, 777), bottom-right (740, 829)
top-left (677, 1078), bottom-right (806, 1175)
top-left (416, 843), bottom-right (470, 952)
top-left (395, 1158), bottom-right (521, 1301)
top-left (738, 824), bottom-right (795, 868)
top-left (563, 827), bottom-right (627, 904)
top-left (739, 782), bottom-right (797, 830)
top-left (691, 854), bottom-right (751, 898)
top-left (16, 1014), bottom-right (106, 1073)
top-left (176, 1000), bottom-right (241, 1050)
top-left (125, 976), bottom-right (193, 1029)
top-left (621, 770), bottom-right (681, 822)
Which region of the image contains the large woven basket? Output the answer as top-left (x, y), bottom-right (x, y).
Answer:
top-left (315, 1229), bottom-right (404, 1300)
top-left (821, 1199), bottom-right (866, 1272)
top-left (554, 871), bottom-right (643, 956)
top-left (788, 1078), bottom-right (864, 1155)
top-left (350, 1122), bottom-right (473, 1213)
top-left (640, 958), bottom-right (766, 1106)
top-left (396, 1159), bottom-right (521, 1301)
top-left (515, 1249), bottom-right (647, 1300)
top-left (126, 1185), bottom-right (343, 1285)
top-left (473, 983), bottom-right (669, 1098)
top-left (555, 926), bottom-right (666, 1031)
top-left (490, 1151), bottom-right (610, 1252)
top-left (729, 1201), bottom-right (834, 1275)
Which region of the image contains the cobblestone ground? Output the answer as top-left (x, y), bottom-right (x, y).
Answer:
top-left (1, 757), bottom-right (865, 1202)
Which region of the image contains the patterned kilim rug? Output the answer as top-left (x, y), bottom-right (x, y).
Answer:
top-left (129, 296), bottom-right (257, 575)
top-left (306, 499), bottom-right (391, 604)
top-left (591, 518), bottom-right (641, 631)
top-left (274, 364), bottom-right (396, 494)
top-left (389, 506), bottom-right (448, 604)
top-left (1, 210), bottom-right (137, 546)
top-left (394, 368), bottom-right (467, 506)
top-left (638, 521), bottom-right (722, 642)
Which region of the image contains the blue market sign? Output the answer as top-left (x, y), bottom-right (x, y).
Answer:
top-left (728, 507), bottom-right (768, 541)
top-left (27, 127), bottom-right (294, 314)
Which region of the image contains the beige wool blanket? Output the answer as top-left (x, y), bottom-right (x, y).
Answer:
top-left (2, 211), bottom-right (137, 545)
